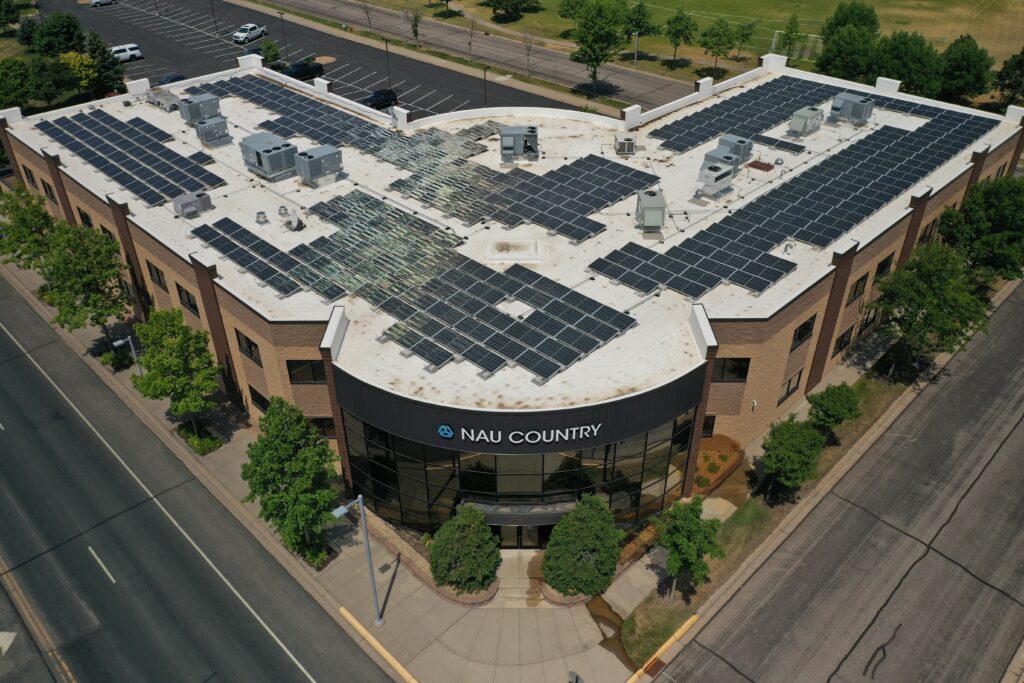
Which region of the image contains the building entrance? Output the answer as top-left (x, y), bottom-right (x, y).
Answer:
top-left (494, 525), bottom-right (551, 549)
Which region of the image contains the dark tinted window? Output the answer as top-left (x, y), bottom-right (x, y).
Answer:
top-left (249, 386), bottom-right (270, 413)
top-left (847, 274), bottom-right (868, 305)
top-left (712, 358), bottom-right (750, 382)
top-left (791, 315), bottom-right (815, 351)
top-left (236, 329), bottom-right (262, 366)
top-left (287, 360), bottom-right (326, 383)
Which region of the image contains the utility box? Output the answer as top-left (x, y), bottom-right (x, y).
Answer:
top-left (696, 164), bottom-right (735, 198)
top-left (615, 132), bottom-right (636, 156)
top-left (296, 145), bottom-right (342, 186)
top-left (635, 189), bottom-right (667, 231)
top-left (195, 116), bottom-right (230, 146)
top-left (719, 134), bottom-right (753, 162)
top-left (240, 132), bottom-right (297, 181)
top-left (179, 93), bottom-right (220, 125)
top-left (500, 125), bottom-right (539, 162)
top-left (829, 93), bottom-right (873, 126)
top-left (172, 190), bottom-right (213, 218)
top-left (789, 106), bottom-right (823, 136)
top-left (146, 88), bottom-right (179, 112)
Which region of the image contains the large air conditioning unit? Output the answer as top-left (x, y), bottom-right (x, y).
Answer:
top-left (296, 145), bottom-right (343, 186)
top-left (696, 164), bottom-right (735, 198)
top-left (172, 190), bottom-right (214, 218)
top-left (195, 116), bottom-right (230, 146)
top-left (179, 93), bottom-right (221, 125)
top-left (615, 132), bottom-right (636, 156)
top-left (146, 88), bottom-right (179, 112)
top-left (719, 134), bottom-right (753, 162)
top-left (703, 146), bottom-right (741, 172)
top-left (789, 106), bottom-right (823, 136)
top-left (829, 93), bottom-right (873, 126)
top-left (500, 125), bottom-right (539, 162)
top-left (635, 189), bottom-right (666, 231)
top-left (240, 132), bottom-right (297, 181)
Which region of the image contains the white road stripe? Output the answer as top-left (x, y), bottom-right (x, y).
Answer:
top-left (87, 546), bottom-right (117, 584)
top-left (0, 321), bottom-right (318, 683)
top-left (0, 419), bottom-right (5, 430)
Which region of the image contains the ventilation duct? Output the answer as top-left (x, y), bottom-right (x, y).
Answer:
top-left (829, 93), bottom-right (873, 126)
top-left (172, 190), bottom-right (213, 218)
top-left (635, 189), bottom-right (667, 231)
top-left (500, 125), bottom-right (539, 162)
top-left (239, 132), bottom-right (297, 181)
top-left (296, 145), bottom-right (343, 186)
top-left (789, 106), bottom-right (823, 136)
top-left (179, 93), bottom-right (220, 125)
top-left (195, 116), bottom-right (230, 146)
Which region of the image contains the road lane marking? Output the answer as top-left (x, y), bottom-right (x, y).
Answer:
top-left (87, 546), bottom-right (116, 584)
top-left (0, 419), bottom-right (5, 430)
top-left (0, 555), bottom-right (76, 681)
top-left (0, 321), bottom-right (317, 683)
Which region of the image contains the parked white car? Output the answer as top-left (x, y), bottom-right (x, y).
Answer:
top-left (89, 0), bottom-right (116, 7)
top-left (110, 44), bottom-right (143, 62)
top-left (232, 24), bottom-right (267, 44)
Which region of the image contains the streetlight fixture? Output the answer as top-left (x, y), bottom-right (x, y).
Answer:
top-left (208, 0), bottom-right (220, 39)
top-left (278, 11), bottom-right (290, 64)
top-left (111, 336), bottom-right (143, 375)
top-left (482, 65), bottom-right (490, 108)
top-left (152, 0), bottom-right (159, 15)
top-left (383, 39), bottom-right (393, 91)
top-left (632, 31), bottom-right (640, 66)
top-left (332, 495), bottom-right (384, 626)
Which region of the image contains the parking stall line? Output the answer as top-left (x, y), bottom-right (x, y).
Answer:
top-left (331, 65), bottom-right (363, 81)
top-left (421, 93), bottom-right (455, 111)
top-left (446, 98), bottom-right (472, 112)
top-left (401, 89), bottom-right (437, 107)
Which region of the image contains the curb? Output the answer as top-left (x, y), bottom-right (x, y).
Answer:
top-left (626, 614), bottom-right (698, 683)
top-left (0, 264), bottom-right (406, 683)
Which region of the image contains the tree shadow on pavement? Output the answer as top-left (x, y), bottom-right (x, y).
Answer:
top-left (571, 78), bottom-right (622, 98)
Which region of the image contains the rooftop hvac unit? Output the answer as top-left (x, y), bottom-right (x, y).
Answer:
top-left (703, 146), bottom-right (741, 171)
top-left (719, 134), bottom-right (753, 162)
top-left (172, 190), bottom-right (213, 218)
top-left (635, 189), bottom-right (667, 231)
top-left (195, 116), bottom-right (230, 146)
top-left (696, 164), bottom-right (735, 198)
top-left (146, 88), bottom-right (179, 112)
top-left (615, 132), bottom-right (636, 156)
top-left (296, 145), bottom-right (343, 186)
top-left (500, 125), bottom-right (539, 162)
top-left (239, 132), bottom-right (297, 181)
top-left (179, 93), bottom-right (220, 125)
top-left (829, 93), bottom-right (873, 126)
top-left (789, 106), bottom-right (823, 136)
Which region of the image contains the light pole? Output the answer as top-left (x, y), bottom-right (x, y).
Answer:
top-left (152, 0), bottom-right (158, 15)
top-left (383, 39), bottom-right (393, 91)
top-left (482, 65), bottom-right (490, 108)
top-left (632, 31), bottom-right (639, 65)
top-left (208, 0), bottom-right (220, 39)
top-left (112, 336), bottom-right (143, 375)
top-left (333, 495), bottom-right (384, 626)
top-left (278, 11), bottom-right (290, 63)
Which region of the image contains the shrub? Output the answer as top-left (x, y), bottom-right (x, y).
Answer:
top-left (653, 497), bottom-right (725, 587)
top-left (761, 415), bottom-right (826, 490)
top-left (99, 347), bottom-right (133, 371)
top-left (543, 494), bottom-right (625, 596)
top-left (694, 475), bottom-right (711, 488)
top-left (429, 506), bottom-right (500, 593)
top-left (718, 453), bottom-right (730, 462)
top-left (707, 462), bottom-right (720, 474)
top-left (807, 382), bottom-right (862, 429)
top-left (177, 423), bottom-right (221, 455)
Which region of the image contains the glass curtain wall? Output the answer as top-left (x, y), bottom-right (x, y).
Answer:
top-left (344, 408), bottom-right (695, 531)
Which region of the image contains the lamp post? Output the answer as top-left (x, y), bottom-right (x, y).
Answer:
top-left (383, 39), bottom-right (393, 91)
top-left (632, 31), bottom-right (639, 65)
top-left (112, 336), bottom-right (142, 375)
top-left (482, 65), bottom-right (490, 108)
top-left (152, 0), bottom-right (158, 15)
top-left (209, 0), bottom-right (220, 38)
top-left (333, 495), bottom-right (384, 626)
top-left (278, 11), bottom-right (290, 63)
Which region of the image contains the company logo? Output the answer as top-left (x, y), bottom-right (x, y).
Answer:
top-left (437, 424), bottom-right (455, 439)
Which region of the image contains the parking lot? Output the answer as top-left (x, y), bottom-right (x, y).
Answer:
top-left (47, 0), bottom-right (566, 117)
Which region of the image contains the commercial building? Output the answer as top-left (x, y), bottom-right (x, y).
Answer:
top-left (2, 54), bottom-right (1020, 547)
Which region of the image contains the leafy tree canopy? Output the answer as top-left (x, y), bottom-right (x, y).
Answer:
top-left (761, 415), bottom-right (826, 490)
top-left (869, 31), bottom-right (943, 98)
top-left (664, 8), bottom-right (698, 62)
top-left (558, 0), bottom-right (586, 21)
top-left (0, 57), bottom-right (31, 108)
top-left (940, 34), bottom-right (994, 103)
top-left (733, 20), bottom-right (757, 57)
top-left (31, 12), bottom-right (84, 56)
top-left (0, 185), bottom-right (58, 268)
top-left (259, 39), bottom-right (281, 64)
top-left (0, 0), bottom-right (19, 35)
top-left (780, 14), bottom-right (807, 58)
top-left (699, 18), bottom-right (735, 70)
top-left (570, 0), bottom-right (627, 93)
top-left (939, 177), bottom-right (1024, 279)
top-left (821, 0), bottom-right (879, 42)
top-left (16, 17), bottom-right (37, 47)
top-left (85, 31), bottom-right (125, 95)
top-left (542, 494), bottom-right (624, 596)
top-left (27, 56), bottom-right (77, 104)
top-left (624, 0), bottom-right (660, 38)
top-left (653, 497), bottom-right (724, 586)
top-left (488, 0), bottom-right (540, 22)
top-left (817, 24), bottom-right (876, 82)
top-left (428, 506), bottom-right (501, 593)
top-left (807, 382), bottom-right (861, 430)
top-left (997, 48), bottom-right (1024, 107)
top-left (59, 51), bottom-right (97, 90)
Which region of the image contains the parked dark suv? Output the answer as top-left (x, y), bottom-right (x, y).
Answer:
top-left (362, 89), bottom-right (398, 110)
top-left (283, 60), bottom-right (324, 82)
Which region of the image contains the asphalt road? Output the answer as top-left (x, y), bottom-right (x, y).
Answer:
top-left (45, 0), bottom-right (567, 117)
top-left (659, 285), bottom-right (1024, 683)
top-left (0, 275), bottom-right (388, 683)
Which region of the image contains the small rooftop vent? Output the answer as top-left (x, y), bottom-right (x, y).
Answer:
top-left (146, 88), bottom-right (179, 112)
top-left (789, 106), bottom-right (823, 137)
top-left (296, 145), bottom-right (343, 186)
top-left (696, 164), bottom-right (735, 198)
top-left (172, 190), bottom-right (213, 218)
top-left (195, 116), bottom-right (230, 146)
top-left (615, 132), bottom-right (636, 156)
top-left (829, 93), bottom-right (873, 126)
top-left (635, 189), bottom-right (667, 232)
top-left (179, 93), bottom-right (220, 125)
top-left (500, 125), bottom-right (539, 163)
top-left (719, 134), bottom-right (753, 162)
top-left (240, 132), bottom-right (297, 181)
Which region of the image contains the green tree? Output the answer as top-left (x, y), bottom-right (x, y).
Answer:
top-left (558, 0), bottom-right (585, 21)
top-left (807, 382), bottom-right (861, 430)
top-left (939, 177), bottom-right (1024, 279)
top-left (59, 51), bottom-right (97, 91)
top-left (132, 308), bottom-right (222, 434)
top-left (664, 8), bottom-right (698, 63)
top-left (780, 14), bottom-right (807, 58)
top-left (0, 57), bottom-right (32, 109)
top-left (570, 0), bottom-right (627, 96)
top-left (27, 56), bottom-right (76, 103)
top-left (85, 31), bottom-right (125, 96)
top-left (939, 35), bottom-right (994, 103)
top-left (489, 0), bottom-right (539, 22)
top-left (821, 0), bottom-right (879, 43)
top-left (241, 397), bottom-right (337, 568)
top-left (653, 497), bottom-right (724, 589)
top-left (733, 21), bottom-right (757, 58)
top-left (997, 48), bottom-right (1024, 107)
top-left (0, 0), bottom-right (19, 37)
top-left (0, 185), bottom-right (58, 268)
top-left (259, 39), bottom-right (281, 64)
top-left (542, 495), bottom-right (624, 596)
top-left (428, 506), bottom-right (501, 593)
top-left (624, 0), bottom-right (659, 39)
top-left (869, 31), bottom-right (943, 98)
top-left (761, 415), bottom-right (826, 492)
top-left (816, 24), bottom-right (875, 82)
top-left (870, 242), bottom-right (989, 358)
top-left (31, 12), bottom-right (84, 56)
top-left (699, 18), bottom-right (735, 72)
top-left (38, 221), bottom-right (131, 337)
top-left (16, 17), bottom-right (37, 47)
top-left (407, 4), bottom-right (422, 44)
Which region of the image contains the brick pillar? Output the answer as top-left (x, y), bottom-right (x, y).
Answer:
top-left (42, 152), bottom-right (76, 225)
top-left (898, 190), bottom-right (932, 266)
top-left (967, 146), bottom-right (990, 187)
top-left (0, 119), bottom-right (23, 187)
top-left (188, 254), bottom-right (242, 407)
top-left (1011, 129), bottom-right (1024, 172)
top-left (682, 344), bottom-right (717, 498)
top-left (319, 346), bottom-right (352, 488)
top-left (107, 196), bottom-right (149, 320)
top-left (806, 243), bottom-right (858, 391)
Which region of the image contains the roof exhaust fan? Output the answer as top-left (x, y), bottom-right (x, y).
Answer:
top-left (696, 164), bottom-right (735, 198)
top-left (615, 133), bottom-right (636, 156)
top-left (635, 189), bottom-right (667, 232)
top-left (829, 93), bottom-right (874, 126)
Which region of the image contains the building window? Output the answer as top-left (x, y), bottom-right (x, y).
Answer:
top-left (833, 325), bottom-right (855, 356)
top-left (779, 368), bottom-right (803, 404)
top-left (287, 360), bottom-right (326, 384)
top-left (249, 386), bottom-right (270, 413)
top-left (235, 329), bottom-right (262, 366)
top-left (791, 315), bottom-right (816, 351)
top-left (860, 307), bottom-right (879, 335)
top-left (701, 415), bottom-right (716, 437)
top-left (77, 208), bottom-right (93, 228)
top-left (309, 417), bottom-right (336, 439)
top-left (22, 166), bottom-right (36, 187)
top-left (176, 283), bottom-right (199, 315)
top-left (41, 180), bottom-right (56, 202)
top-left (101, 227), bottom-right (115, 241)
top-left (711, 358), bottom-right (750, 382)
top-left (874, 253), bottom-right (894, 281)
top-left (847, 274), bottom-right (868, 305)
top-left (146, 260), bottom-right (167, 291)
top-left (996, 163), bottom-right (1007, 178)
top-left (919, 218), bottom-right (939, 243)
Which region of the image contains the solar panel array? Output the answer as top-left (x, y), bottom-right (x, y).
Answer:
top-left (751, 134), bottom-right (806, 155)
top-left (35, 110), bottom-right (224, 206)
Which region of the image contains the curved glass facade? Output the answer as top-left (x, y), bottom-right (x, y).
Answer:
top-left (344, 408), bottom-right (695, 531)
